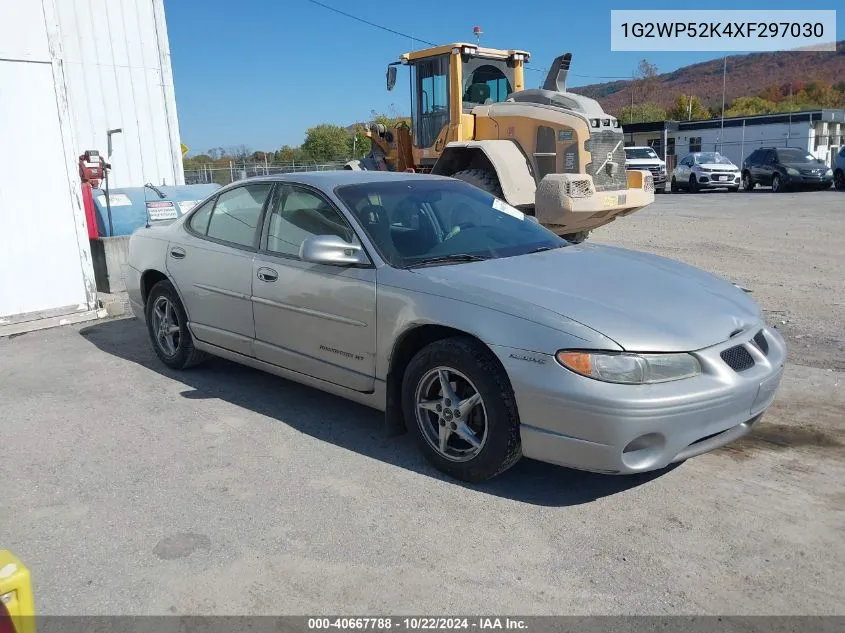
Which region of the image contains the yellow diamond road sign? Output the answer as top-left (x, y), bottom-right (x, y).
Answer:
top-left (181, 143), bottom-right (189, 157)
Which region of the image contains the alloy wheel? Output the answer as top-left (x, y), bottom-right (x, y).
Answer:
top-left (151, 296), bottom-right (182, 357)
top-left (414, 366), bottom-right (488, 462)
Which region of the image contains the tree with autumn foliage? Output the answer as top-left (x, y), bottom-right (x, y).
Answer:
top-left (666, 95), bottom-right (710, 121)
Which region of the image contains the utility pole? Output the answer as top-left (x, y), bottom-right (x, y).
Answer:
top-left (719, 56), bottom-right (727, 153)
top-left (787, 83), bottom-right (793, 147)
top-left (630, 71), bottom-right (635, 124)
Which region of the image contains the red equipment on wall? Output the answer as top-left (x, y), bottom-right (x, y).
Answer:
top-left (79, 150), bottom-right (107, 239)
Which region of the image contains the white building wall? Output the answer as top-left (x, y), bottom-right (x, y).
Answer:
top-left (0, 0), bottom-right (183, 326)
top-left (0, 0), bottom-right (97, 323)
top-left (674, 121), bottom-right (814, 167)
top-left (56, 0), bottom-right (184, 188)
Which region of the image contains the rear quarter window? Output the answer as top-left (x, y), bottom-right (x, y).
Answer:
top-left (188, 199), bottom-right (214, 234)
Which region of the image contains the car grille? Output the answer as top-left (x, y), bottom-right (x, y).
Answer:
top-left (800, 168), bottom-right (825, 176)
top-left (626, 165), bottom-right (663, 176)
top-left (753, 330), bottom-right (769, 355)
top-left (720, 345), bottom-right (755, 372)
top-left (584, 130), bottom-right (629, 192)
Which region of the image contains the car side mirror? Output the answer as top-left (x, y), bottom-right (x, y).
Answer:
top-left (299, 235), bottom-right (369, 266)
top-left (387, 65), bottom-right (397, 91)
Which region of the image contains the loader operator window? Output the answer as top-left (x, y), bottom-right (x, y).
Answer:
top-left (462, 58), bottom-right (514, 110)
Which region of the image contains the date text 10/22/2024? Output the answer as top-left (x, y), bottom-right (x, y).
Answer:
top-left (307, 618), bottom-right (528, 631)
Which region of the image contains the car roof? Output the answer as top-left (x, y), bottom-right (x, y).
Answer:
top-left (226, 170), bottom-right (454, 189)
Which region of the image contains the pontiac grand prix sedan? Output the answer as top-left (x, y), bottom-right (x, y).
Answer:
top-left (126, 171), bottom-right (785, 482)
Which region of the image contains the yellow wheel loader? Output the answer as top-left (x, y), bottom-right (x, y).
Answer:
top-left (346, 44), bottom-right (654, 242)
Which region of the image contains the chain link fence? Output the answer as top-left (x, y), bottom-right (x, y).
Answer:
top-left (183, 160), bottom-right (351, 186)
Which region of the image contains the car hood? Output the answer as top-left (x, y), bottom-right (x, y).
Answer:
top-left (698, 163), bottom-right (738, 170)
top-left (413, 244), bottom-right (762, 352)
top-left (626, 159), bottom-right (663, 167)
top-left (782, 162), bottom-right (827, 171)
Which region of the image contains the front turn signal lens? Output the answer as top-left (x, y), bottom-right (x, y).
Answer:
top-left (555, 352), bottom-right (592, 375)
top-left (555, 350), bottom-right (700, 384)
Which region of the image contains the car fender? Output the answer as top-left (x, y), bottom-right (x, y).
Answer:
top-left (375, 273), bottom-right (620, 381)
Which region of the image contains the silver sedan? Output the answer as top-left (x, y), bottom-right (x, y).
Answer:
top-left (126, 171), bottom-right (786, 482)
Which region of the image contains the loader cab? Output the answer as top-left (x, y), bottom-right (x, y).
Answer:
top-left (390, 44), bottom-right (529, 156)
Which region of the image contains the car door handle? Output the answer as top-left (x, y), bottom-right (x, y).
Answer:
top-left (170, 247), bottom-right (186, 260)
top-left (257, 267), bottom-right (278, 282)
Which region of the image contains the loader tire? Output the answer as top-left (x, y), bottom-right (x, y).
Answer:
top-left (452, 169), bottom-right (504, 198)
top-left (563, 231), bottom-right (590, 244)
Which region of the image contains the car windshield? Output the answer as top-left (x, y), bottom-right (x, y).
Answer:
top-left (625, 148), bottom-right (658, 159)
top-left (695, 153), bottom-right (733, 165)
top-left (334, 179), bottom-right (566, 268)
top-left (776, 148), bottom-right (817, 163)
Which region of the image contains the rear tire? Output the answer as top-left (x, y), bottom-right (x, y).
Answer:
top-left (833, 169), bottom-right (844, 191)
top-left (145, 280), bottom-right (207, 370)
top-left (670, 177), bottom-right (678, 193)
top-left (401, 337), bottom-right (522, 483)
top-left (451, 168), bottom-right (504, 198)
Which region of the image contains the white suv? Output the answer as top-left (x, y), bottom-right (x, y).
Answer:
top-left (624, 146), bottom-right (667, 193)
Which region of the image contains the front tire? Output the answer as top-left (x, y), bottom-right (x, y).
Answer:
top-left (451, 168), bottom-right (504, 198)
top-left (835, 169), bottom-right (845, 191)
top-left (689, 175), bottom-right (699, 193)
top-left (401, 337), bottom-right (522, 482)
top-left (563, 230), bottom-right (590, 244)
top-left (145, 280), bottom-right (206, 370)
top-left (742, 171), bottom-right (755, 191)
top-left (772, 173), bottom-right (784, 193)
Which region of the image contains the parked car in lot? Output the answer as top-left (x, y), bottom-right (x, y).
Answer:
top-left (833, 145), bottom-right (845, 191)
top-left (742, 147), bottom-right (834, 192)
top-left (624, 146), bottom-right (666, 193)
top-left (671, 152), bottom-right (741, 192)
top-left (126, 171), bottom-right (786, 482)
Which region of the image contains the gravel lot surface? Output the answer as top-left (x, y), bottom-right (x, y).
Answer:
top-left (1, 190), bottom-right (843, 616)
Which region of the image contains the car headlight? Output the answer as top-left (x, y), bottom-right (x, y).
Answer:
top-left (825, 168), bottom-right (833, 177)
top-left (556, 351), bottom-right (701, 384)
top-left (698, 167), bottom-right (711, 172)
top-left (786, 167), bottom-right (800, 176)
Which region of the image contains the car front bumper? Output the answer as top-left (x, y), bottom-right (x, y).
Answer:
top-left (784, 174), bottom-right (833, 187)
top-left (697, 173), bottom-right (741, 188)
top-left (493, 324), bottom-right (786, 474)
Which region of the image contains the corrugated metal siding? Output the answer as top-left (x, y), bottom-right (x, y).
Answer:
top-left (0, 0), bottom-right (96, 320)
top-left (0, 0), bottom-right (182, 322)
top-left (56, 0), bottom-right (184, 188)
